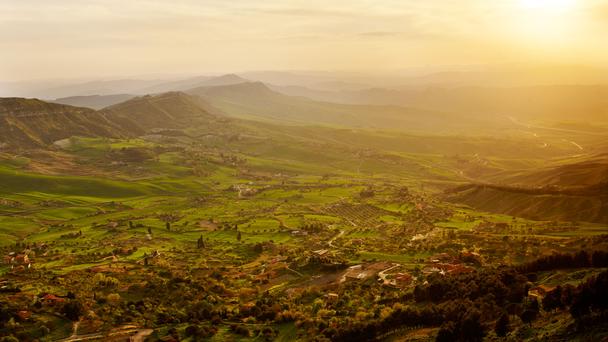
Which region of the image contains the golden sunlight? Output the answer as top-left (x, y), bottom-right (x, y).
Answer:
top-left (519, 0), bottom-right (576, 11)
top-left (512, 0), bottom-right (580, 44)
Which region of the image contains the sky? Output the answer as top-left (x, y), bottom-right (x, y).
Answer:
top-left (1, 0), bottom-right (607, 81)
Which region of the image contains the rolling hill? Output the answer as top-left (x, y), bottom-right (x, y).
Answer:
top-left (446, 155), bottom-right (608, 223)
top-left (0, 92), bottom-right (222, 149)
top-left (445, 182), bottom-right (608, 223)
top-left (485, 155), bottom-right (608, 187)
top-left (187, 82), bottom-right (483, 133)
top-left (101, 92), bottom-right (219, 131)
top-left (0, 98), bottom-right (131, 148)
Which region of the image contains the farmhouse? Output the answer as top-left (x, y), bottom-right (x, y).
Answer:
top-left (16, 310), bottom-right (32, 321)
top-left (428, 253), bottom-right (455, 264)
top-left (42, 294), bottom-right (65, 306)
top-left (342, 263), bottom-right (391, 282)
top-left (393, 273), bottom-right (413, 286)
top-left (325, 293), bottom-right (339, 303)
top-left (313, 249), bottom-right (329, 257)
top-left (528, 285), bottom-right (556, 299)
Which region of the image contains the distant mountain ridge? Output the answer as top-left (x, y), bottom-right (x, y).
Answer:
top-left (53, 94), bottom-right (135, 110)
top-left (186, 81), bottom-right (477, 133)
top-left (47, 74), bottom-right (251, 110)
top-left (271, 84), bottom-right (608, 122)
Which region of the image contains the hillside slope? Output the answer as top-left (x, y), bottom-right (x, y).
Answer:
top-left (446, 155), bottom-right (608, 223)
top-left (0, 98), bottom-right (131, 148)
top-left (485, 155), bottom-right (608, 187)
top-left (445, 183), bottom-right (608, 223)
top-left (101, 92), bottom-right (218, 131)
top-left (0, 92), bottom-right (221, 149)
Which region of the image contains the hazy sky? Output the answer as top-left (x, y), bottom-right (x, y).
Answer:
top-left (1, 0), bottom-right (607, 81)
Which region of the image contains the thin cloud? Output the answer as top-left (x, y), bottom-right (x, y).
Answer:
top-left (358, 31), bottom-right (402, 37)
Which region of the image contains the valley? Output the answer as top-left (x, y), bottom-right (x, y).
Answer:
top-left (1, 77), bottom-right (607, 341)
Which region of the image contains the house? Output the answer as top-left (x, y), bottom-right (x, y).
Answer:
top-left (42, 294), bottom-right (65, 306)
top-left (3, 255), bottom-right (13, 264)
top-left (342, 263), bottom-right (389, 282)
top-left (16, 310), bottom-right (31, 321)
top-left (313, 249), bottom-right (329, 257)
top-left (428, 253), bottom-right (454, 264)
top-left (325, 293), bottom-right (339, 303)
top-left (393, 273), bottom-right (413, 286)
top-left (422, 266), bottom-right (442, 275)
top-left (528, 285), bottom-right (556, 299)
top-left (14, 254), bottom-right (30, 264)
top-left (383, 272), bottom-right (414, 288)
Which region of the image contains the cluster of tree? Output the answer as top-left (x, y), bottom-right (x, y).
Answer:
top-left (436, 306), bottom-right (485, 342)
top-left (331, 304), bottom-right (442, 341)
top-left (542, 270), bottom-right (608, 320)
top-left (516, 251), bottom-right (608, 274)
top-left (93, 273), bottom-right (120, 288)
top-left (413, 268), bottom-right (528, 305)
top-left (328, 267), bottom-right (531, 341)
top-left (300, 222), bottom-right (325, 234)
top-left (185, 324), bottom-right (218, 339)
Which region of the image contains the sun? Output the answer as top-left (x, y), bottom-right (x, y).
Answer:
top-left (512, 0), bottom-right (579, 44)
top-left (519, 0), bottom-right (576, 11)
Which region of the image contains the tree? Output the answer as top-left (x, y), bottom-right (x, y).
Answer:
top-left (166, 222), bottom-right (171, 231)
top-left (436, 321), bottom-right (457, 342)
top-left (147, 227), bottom-right (152, 235)
top-left (237, 231), bottom-right (242, 242)
top-left (495, 312), bottom-right (510, 337)
top-left (460, 309), bottom-right (484, 342)
top-left (520, 299), bottom-right (539, 327)
top-left (61, 299), bottom-right (84, 321)
top-left (0, 336), bottom-right (19, 342)
top-left (197, 235), bottom-right (205, 249)
top-left (520, 309), bottom-right (537, 325)
top-left (542, 286), bottom-right (563, 312)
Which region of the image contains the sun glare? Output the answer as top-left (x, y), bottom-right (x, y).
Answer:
top-left (512, 0), bottom-right (579, 44)
top-left (519, 0), bottom-right (576, 11)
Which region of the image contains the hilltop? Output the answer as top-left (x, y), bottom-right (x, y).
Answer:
top-left (0, 98), bottom-right (130, 148)
top-left (101, 91), bottom-right (218, 131)
top-left (0, 92), bottom-right (221, 149)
